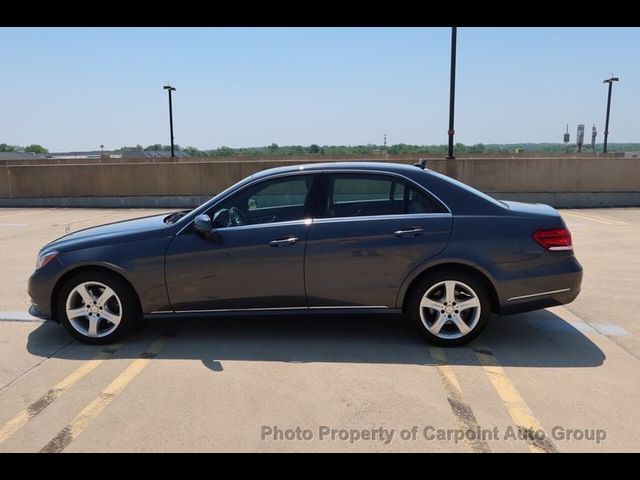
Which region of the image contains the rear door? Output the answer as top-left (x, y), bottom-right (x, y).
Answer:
top-left (305, 172), bottom-right (452, 308)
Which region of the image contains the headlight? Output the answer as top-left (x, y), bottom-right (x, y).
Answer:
top-left (36, 251), bottom-right (59, 270)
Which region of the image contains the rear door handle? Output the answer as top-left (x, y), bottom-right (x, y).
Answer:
top-left (269, 237), bottom-right (299, 247)
top-left (393, 228), bottom-right (424, 237)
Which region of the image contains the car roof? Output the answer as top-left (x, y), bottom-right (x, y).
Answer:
top-left (251, 161), bottom-right (425, 179)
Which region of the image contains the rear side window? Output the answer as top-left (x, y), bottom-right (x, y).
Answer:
top-left (323, 173), bottom-right (443, 218)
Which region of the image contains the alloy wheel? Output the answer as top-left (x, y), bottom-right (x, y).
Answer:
top-left (419, 280), bottom-right (481, 340)
top-left (65, 281), bottom-right (123, 338)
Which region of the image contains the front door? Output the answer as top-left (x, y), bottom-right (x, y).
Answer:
top-left (165, 174), bottom-right (317, 312)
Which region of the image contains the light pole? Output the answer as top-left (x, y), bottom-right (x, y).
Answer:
top-left (602, 76), bottom-right (619, 154)
top-left (163, 84), bottom-right (177, 158)
top-left (446, 27), bottom-right (457, 160)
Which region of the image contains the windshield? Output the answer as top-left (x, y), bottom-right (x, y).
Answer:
top-left (170, 173), bottom-right (262, 226)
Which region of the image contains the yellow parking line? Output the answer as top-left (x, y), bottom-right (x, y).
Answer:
top-left (429, 347), bottom-right (491, 453)
top-left (562, 211), bottom-right (628, 226)
top-left (39, 334), bottom-right (172, 453)
top-left (473, 346), bottom-right (556, 453)
top-left (575, 212), bottom-right (629, 225)
top-left (0, 344), bottom-right (123, 445)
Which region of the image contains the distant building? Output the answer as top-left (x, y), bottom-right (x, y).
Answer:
top-left (1, 149), bottom-right (191, 161)
top-left (0, 152), bottom-right (46, 161)
top-left (46, 150), bottom-right (121, 160)
top-left (119, 150), bottom-right (189, 159)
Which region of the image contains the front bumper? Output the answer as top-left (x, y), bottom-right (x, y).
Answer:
top-left (29, 304), bottom-right (51, 321)
top-left (28, 261), bottom-right (62, 322)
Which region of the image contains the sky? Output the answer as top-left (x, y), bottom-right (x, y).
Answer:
top-left (0, 27), bottom-right (638, 151)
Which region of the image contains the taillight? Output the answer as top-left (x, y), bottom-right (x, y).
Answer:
top-left (532, 228), bottom-right (572, 251)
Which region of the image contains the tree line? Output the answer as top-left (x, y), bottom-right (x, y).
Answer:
top-left (120, 142), bottom-right (640, 156)
top-left (0, 143), bottom-right (49, 154)
top-left (4, 142), bottom-right (640, 157)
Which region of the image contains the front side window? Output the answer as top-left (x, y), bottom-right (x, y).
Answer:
top-left (323, 173), bottom-right (442, 218)
top-left (209, 175), bottom-right (314, 227)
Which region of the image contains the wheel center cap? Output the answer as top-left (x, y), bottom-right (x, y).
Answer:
top-left (445, 306), bottom-right (454, 314)
top-left (90, 306), bottom-right (99, 314)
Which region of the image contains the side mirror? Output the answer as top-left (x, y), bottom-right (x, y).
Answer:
top-left (193, 214), bottom-right (213, 236)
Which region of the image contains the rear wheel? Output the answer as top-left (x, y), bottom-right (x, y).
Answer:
top-left (407, 271), bottom-right (491, 346)
top-left (57, 270), bottom-right (139, 344)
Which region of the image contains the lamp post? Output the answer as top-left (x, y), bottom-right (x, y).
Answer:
top-left (446, 27), bottom-right (457, 160)
top-left (602, 76), bottom-right (619, 154)
top-left (163, 84), bottom-right (177, 158)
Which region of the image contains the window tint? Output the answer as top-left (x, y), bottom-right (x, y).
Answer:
top-left (333, 177), bottom-right (394, 204)
top-left (393, 182), bottom-right (405, 201)
top-left (210, 175), bottom-right (313, 227)
top-left (324, 174), bottom-right (442, 218)
top-left (408, 187), bottom-right (440, 214)
top-left (249, 179), bottom-right (309, 209)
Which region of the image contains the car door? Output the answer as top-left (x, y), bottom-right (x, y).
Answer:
top-left (165, 173), bottom-right (318, 312)
top-left (305, 172), bottom-right (453, 308)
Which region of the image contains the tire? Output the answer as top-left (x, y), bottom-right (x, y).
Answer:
top-left (406, 270), bottom-right (491, 346)
top-left (57, 270), bottom-right (139, 345)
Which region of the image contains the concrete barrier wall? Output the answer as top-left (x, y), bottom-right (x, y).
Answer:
top-left (454, 157), bottom-right (640, 193)
top-left (1, 156), bottom-right (639, 208)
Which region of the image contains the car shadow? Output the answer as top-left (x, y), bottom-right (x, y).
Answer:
top-left (26, 308), bottom-right (606, 371)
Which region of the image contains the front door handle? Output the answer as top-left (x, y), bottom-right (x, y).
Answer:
top-left (269, 237), bottom-right (299, 247)
top-left (393, 228), bottom-right (424, 237)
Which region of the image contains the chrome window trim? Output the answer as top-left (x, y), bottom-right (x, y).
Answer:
top-left (176, 168), bottom-right (452, 236)
top-left (213, 218), bottom-right (312, 233)
top-left (312, 212), bottom-right (451, 224)
top-left (506, 288), bottom-right (571, 302)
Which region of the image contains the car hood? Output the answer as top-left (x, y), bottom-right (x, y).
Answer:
top-left (43, 213), bottom-right (173, 253)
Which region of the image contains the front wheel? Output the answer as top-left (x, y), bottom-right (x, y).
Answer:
top-left (57, 270), bottom-right (139, 344)
top-left (407, 271), bottom-right (491, 346)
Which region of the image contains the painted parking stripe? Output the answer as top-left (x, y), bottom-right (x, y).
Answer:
top-left (562, 211), bottom-right (629, 226)
top-left (571, 211), bottom-right (631, 226)
top-left (546, 306), bottom-right (630, 336)
top-left (590, 323), bottom-right (631, 336)
top-left (561, 211), bottom-right (617, 225)
top-left (51, 211), bottom-right (138, 228)
top-left (428, 347), bottom-right (491, 453)
top-left (39, 331), bottom-right (175, 453)
top-left (473, 345), bottom-right (556, 453)
top-left (0, 208), bottom-right (58, 220)
top-left (0, 344), bottom-right (123, 445)
top-left (0, 311), bottom-right (44, 322)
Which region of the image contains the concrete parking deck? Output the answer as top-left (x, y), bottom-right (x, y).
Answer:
top-left (0, 207), bottom-right (639, 452)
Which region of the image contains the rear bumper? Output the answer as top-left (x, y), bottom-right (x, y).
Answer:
top-left (496, 256), bottom-right (583, 315)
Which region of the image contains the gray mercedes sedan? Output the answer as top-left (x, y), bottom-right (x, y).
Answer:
top-left (28, 162), bottom-right (582, 346)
